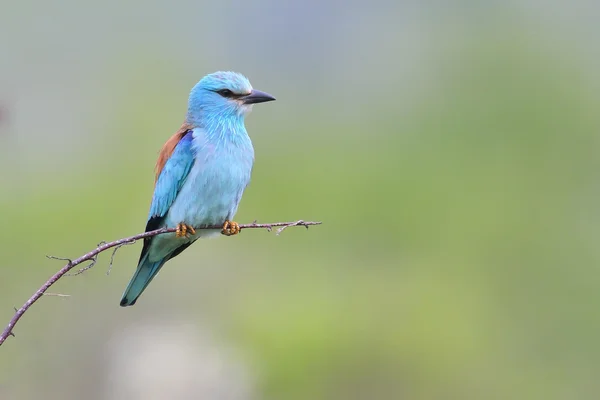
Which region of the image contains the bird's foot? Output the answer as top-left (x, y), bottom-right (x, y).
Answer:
top-left (175, 223), bottom-right (196, 238)
top-left (221, 220), bottom-right (240, 236)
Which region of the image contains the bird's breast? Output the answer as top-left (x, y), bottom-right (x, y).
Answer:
top-left (166, 142), bottom-right (254, 229)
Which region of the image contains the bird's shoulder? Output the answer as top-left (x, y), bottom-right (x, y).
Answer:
top-left (155, 122), bottom-right (194, 183)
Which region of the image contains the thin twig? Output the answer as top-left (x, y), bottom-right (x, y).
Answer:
top-left (106, 239), bottom-right (137, 276)
top-left (67, 257), bottom-right (98, 276)
top-left (0, 219), bottom-right (321, 346)
top-left (46, 255), bottom-right (72, 264)
top-left (276, 219), bottom-right (310, 235)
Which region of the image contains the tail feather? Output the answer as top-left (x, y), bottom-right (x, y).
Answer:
top-left (120, 253), bottom-right (167, 307)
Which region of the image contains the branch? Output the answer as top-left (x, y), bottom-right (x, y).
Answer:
top-left (0, 219), bottom-right (321, 347)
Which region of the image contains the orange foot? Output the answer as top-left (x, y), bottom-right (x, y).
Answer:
top-left (175, 223), bottom-right (196, 238)
top-left (221, 220), bottom-right (240, 236)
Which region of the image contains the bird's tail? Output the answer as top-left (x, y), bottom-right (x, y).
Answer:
top-left (120, 253), bottom-right (167, 307)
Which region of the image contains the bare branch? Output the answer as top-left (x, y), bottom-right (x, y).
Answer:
top-left (0, 219), bottom-right (321, 346)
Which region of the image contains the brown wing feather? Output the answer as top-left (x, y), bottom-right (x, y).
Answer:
top-left (155, 122), bottom-right (193, 184)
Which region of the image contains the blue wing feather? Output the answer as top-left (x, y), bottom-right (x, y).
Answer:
top-left (148, 131), bottom-right (195, 220)
top-left (120, 130), bottom-right (196, 306)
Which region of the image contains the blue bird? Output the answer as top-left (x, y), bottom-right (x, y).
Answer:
top-left (120, 71), bottom-right (275, 307)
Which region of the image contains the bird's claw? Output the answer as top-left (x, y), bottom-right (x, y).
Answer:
top-left (176, 223), bottom-right (196, 238)
top-left (222, 220), bottom-right (240, 236)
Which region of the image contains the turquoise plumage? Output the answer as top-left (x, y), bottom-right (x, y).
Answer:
top-left (120, 71), bottom-right (275, 306)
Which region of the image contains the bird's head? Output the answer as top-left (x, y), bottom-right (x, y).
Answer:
top-left (187, 71), bottom-right (275, 125)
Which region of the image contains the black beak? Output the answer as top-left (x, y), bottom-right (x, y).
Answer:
top-left (241, 89), bottom-right (276, 104)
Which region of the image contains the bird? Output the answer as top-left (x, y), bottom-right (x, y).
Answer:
top-left (120, 71), bottom-right (275, 307)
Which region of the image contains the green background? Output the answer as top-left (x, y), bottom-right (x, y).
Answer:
top-left (2, 2), bottom-right (600, 399)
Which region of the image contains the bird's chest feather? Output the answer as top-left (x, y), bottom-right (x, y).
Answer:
top-left (167, 142), bottom-right (254, 226)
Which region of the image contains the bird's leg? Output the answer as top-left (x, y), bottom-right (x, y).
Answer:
top-left (176, 223), bottom-right (196, 238)
top-left (221, 220), bottom-right (241, 236)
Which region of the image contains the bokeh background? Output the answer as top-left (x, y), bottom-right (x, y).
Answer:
top-left (2, 1), bottom-right (600, 399)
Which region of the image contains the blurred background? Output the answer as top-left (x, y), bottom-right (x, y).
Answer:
top-left (2, 1), bottom-right (600, 399)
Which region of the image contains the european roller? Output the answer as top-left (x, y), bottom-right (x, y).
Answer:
top-left (120, 71), bottom-right (275, 307)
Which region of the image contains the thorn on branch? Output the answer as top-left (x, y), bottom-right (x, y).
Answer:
top-left (42, 293), bottom-right (71, 297)
top-left (67, 256), bottom-right (98, 276)
top-left (106, 239), bottom-right (136, 276)
top-left (276, 220), bottom-right (306, 235)
top-left (46, 255), bottom-right (72, 265)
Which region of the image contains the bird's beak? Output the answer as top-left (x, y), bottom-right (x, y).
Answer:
top-left (241, 89), bottom-right (276, 104)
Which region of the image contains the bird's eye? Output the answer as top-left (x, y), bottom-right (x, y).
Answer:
top-left (217, 89), bottom-right (234, 97)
